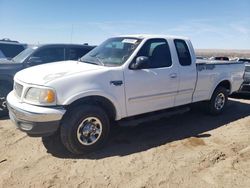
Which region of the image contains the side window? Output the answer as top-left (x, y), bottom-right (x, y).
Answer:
top-left (136, 39), bottom-right (172, 68)
top-left (67, 47), bottom-right (90, 60)
top-left (174, 39), bottom-right (191, 66)
top-left (32, 47), bottom-right (64, 63)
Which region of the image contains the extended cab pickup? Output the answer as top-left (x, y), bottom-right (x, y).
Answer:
top-left (7, 35), bottom-right (245, 154)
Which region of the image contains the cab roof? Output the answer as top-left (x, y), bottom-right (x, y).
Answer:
top-left (118, 34), bottom-right (189, 41)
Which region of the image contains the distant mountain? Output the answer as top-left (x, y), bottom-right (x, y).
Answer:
top-left (195, 49), bottom-right (250, 58)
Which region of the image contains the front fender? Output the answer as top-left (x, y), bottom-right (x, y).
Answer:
top-left (62, 90), bottom-right (124, 120)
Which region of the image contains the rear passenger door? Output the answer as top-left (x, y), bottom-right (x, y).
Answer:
top-left (124, 38), bottom-right (179, 117)
top-left (174, 39), bottom-right (196, 106)
top-left (66, 47), bottom-right (91, 60)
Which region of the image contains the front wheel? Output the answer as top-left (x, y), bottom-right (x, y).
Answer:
top-left (207, 87), bottom-right (228, 115)
top-left (60, 105), bottom-right (110, 154)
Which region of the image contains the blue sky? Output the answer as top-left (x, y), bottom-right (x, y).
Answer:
top-left (0, 0), bottom-right (249, 49)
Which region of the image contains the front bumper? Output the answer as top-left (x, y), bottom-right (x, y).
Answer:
top-left (7, 91), bottom-right (66, 137)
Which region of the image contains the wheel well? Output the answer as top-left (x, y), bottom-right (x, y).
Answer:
top-left (216, 80), bottom-right (231, 93)
top-left (66, 96), bottom-right (116, 120)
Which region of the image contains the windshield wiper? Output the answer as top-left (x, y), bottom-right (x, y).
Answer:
top-left (88, 53), bottom-right (105, 66)
top-left (79, 59), bottom-right (102, 66)
top-left (95, 56), bottom-right (105, 66)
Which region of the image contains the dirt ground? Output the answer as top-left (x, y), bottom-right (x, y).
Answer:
top-left (0, 96), bottom-right (250, 188)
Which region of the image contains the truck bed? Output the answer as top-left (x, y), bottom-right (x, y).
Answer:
top-left (193, 60), bottom-right (245, 103)
top-left (196, 59), bottom-right (242, 65)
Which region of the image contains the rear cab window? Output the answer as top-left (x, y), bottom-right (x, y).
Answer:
top-left (174, 39), bottom-right (192, 66)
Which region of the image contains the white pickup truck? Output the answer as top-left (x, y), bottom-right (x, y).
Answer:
top-left (7, 35), bottom-right (244, 154)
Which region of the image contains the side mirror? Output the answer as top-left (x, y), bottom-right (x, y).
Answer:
top-left (28, 57), bottom-right (43, 64)
top-left (130, 56), bottom-right (150, 70)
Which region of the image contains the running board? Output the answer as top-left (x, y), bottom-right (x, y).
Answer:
top-left (118, 106), bottom-right (190, 127)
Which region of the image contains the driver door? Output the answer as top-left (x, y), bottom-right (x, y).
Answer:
top-left (124, 38), bottom-right (179, 117)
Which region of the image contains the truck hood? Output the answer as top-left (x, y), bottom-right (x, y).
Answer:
top-left (15, 60), bottom-right (104, 85)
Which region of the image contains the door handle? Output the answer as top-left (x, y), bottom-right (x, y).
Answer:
top-left (110, 80), bottom-right (123, 86)
top-left (170, 73), bottom-right (177, 78)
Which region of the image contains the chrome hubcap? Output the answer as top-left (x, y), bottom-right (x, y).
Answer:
top-left (76, 117), bottom-right (102, 146)
top-left (0, 97), bottom-right (6, 111)
top-left (214, 93), bottom-right (225, 110)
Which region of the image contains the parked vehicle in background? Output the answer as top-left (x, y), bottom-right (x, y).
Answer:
top-left (0, 38), bottom-right (27, 59)
top-left (0, 49), bottom-right (6, 59)
top-left (196, 56), bottom-right (208, 60)
top-left (7, 35), bottom-right (244, 154)
top-left (237, 59), bottom-right (250, 93)
top-left (210, 56), bottom-right (229, 61)
top-left (0, 43), bottom-right (95, 116)
top-left (238, 58), bottom-right (250, 64)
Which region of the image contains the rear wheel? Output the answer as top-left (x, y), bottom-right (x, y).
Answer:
top-left (60, 105), bottom-right (110, 154)
top-left (207, 87), bottom-right (228, 115)
top-left (0, 83), bottom-right (12, 117)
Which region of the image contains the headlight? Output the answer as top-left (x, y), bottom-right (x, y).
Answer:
top-left (24, 87), bottom-right (56, 105)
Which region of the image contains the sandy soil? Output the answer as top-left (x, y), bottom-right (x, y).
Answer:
top-left (0, 96), bottom-right (250, 188)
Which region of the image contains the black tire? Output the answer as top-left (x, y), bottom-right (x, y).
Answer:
top-left (207, 87), bottom-right (228, 115)
top-left (0, 83), bottom-right (12, 117)
top-left (42, 131), bottom-right (70, 156)
top-left (60, 105), bottom-right (110, 155)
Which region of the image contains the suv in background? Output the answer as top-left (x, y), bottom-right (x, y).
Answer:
top-left (0, 43), bottom-right (95, 116)
top-left (0, 38), bottom-right (27, 59)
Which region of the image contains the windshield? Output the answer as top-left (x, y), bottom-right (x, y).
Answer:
top-left (12, 47), bottom-right (36, 63)
top-left (0, 50), bottom-right (6, 59)
top-left (80, 37), bottom-right (142, 66)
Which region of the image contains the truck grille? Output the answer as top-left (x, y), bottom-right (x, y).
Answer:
top-left (14, 82), bottom-right (23, 98)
